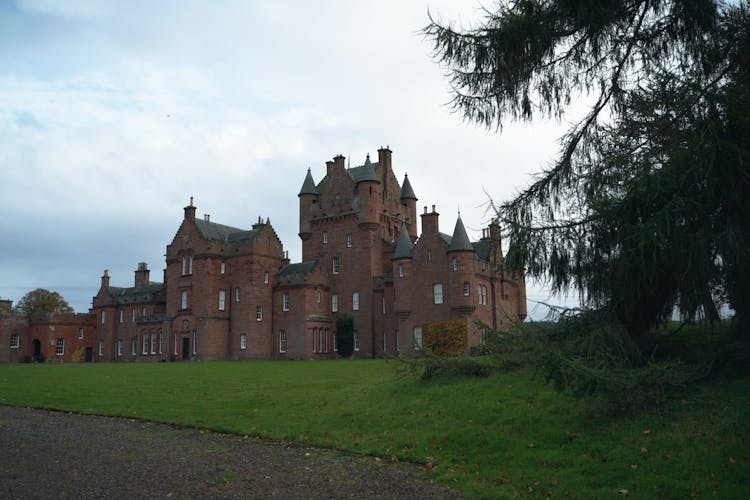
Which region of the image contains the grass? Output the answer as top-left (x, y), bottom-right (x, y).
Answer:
top-left (0, 359), bottom-right (748, 497)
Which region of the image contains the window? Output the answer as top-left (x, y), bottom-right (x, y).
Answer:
top-left (282, 293), bottom-right (289, 311)
top-left (10, 333), bottom-right (20, 349)
top-left (56, 338), bottom-right (64, 356)
top-left (188, 256), bottom-right (193, 274)
top-left (382, 297), bottom-right (386, 315)
top-left (346, 233), bottom-right (352, 248)
top-left (159, 332), bottom-right (163, 354)
top-left (395, 330), bottom-right (400, 352)
top-left (219, 289), bottom-right (226, 311)
top-left (382, 332), bottom-right (387, 352)
top-left (256, 305), bottom-right (263, 321)
top-left (332, 256), bottom-right (340, 275)
top-left (235, 287), bottom-right (240, 302)
top-left (220, 262), bottom-right (225, 274)
top-left (398, 264), bottom-right (404, 277)
top-left (354, 330), bottom-right (360, 351)
top-left (333, 332), bottom-right (338, 351)
top-left (100, 340), bottom-right (105, 356)
top-left (264, 271), bottom-right (269, 284)
top-left (193, 331), bottom-right (197, 355)
top-left (452, 257), bottom-right (458, 271)
top-left (151, 334), bottom-right (157, 354)
top-left (433, 283), bottom-right (444, 304)
top-left (279, 330), bottom-right (287, 353)
top-left (352, 292), bottom-right (359, 311)
top-left (323, 231), bottom-right (328, 244)
top-left (181, 290), bottom-right (188, 310)
top-left (101, 311), bottom-right (106, 324)
top-left (324, 329), bottom-right (329, 353)
top-left (313, 328), bottom-right (318, 353)
top-left (463, 282), bottom-right (470, 296)
top-left (119, 309), bottom-right (124, 323)
top-left (78, 328), bottom-right (83, 340)
top-left (132, 308), bottom-right (136, 322)
top-left (414, 327), bottom-right (423, 350)
top-left (116, 339), bottom-right (122, 356)
top-left (240, 334), bottom-right (247, 350)
top-left (182, 256), bottom-right (187, 275)
top-left (427, 250), bottom-right (432, 262)
top-left (478, 285), bottom-right (488, 305)
top-left (142, 306), bottom-right (147, 317)
top-left (143, 335), bottom-right (148, 355)
top-left (131, 337), bottom-right (137, 355)
top-left (331, 294), bottom-right (338, 312)
top-left (316, 289), bottom-right (321, 303)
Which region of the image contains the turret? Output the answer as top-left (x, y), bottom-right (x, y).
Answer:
top-left (400, 173), bottom-right (418, 239)
top-left (392, 223), bottom-right (413, 314)
top-left (298, 168), bottom-right (318, 239)
top-left (447, 215), bottom-right (475, 311)
top-left (356, 155), bottom-right (381, 230)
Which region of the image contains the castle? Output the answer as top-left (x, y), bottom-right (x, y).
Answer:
top-left (1, 147), bottom-right (526, 362)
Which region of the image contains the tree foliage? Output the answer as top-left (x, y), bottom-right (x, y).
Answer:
top-left (14, 288), bottom-right (74, 316)
top-left (336, 315), bottom-right (355, 358)
top-left (425, 0), bottom-right (750, 337)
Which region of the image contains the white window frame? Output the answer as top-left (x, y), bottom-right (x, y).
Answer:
top-left (219, 289), bottom-right (226, 311)
top-left (333, 332), bottom-right (338, 351)
top-left (116, 339), bottom-right (122, 356)
top-left (132, 308), bottom-right (136, 322)
top-left (78, 327), bottom-right (84, 340)
top-left (10, 333), bottom-right (20, 349)
top-left (240, 334), bottom-right (247, 350)
top-left (142, 306), bottom-right (147, 317)
top-left (182, 256), bottom-right (187, 276)
top-left (313, 328), bottom-right (318, 353)
top-left (395, 330), bottom-right (400, 352)
top-left (346, 233), bottom-right (352, 248)
top-left (433, 283), bottom-right (444, 304)
top-left (220, 262), bottom-right (225, 274)
top-left (352, 292), bottom-right (359, 311)
top-left (331, 294), bottom-right (338, 312)
top-left (131, 337), bottom-right (137, 355)
top-left (235, 287), bottom-right (240, 302)
top-left (279, 330), bottom-right (287, 353)
top-left (316, 289), bottom-right (321, 303)
top-left (452, 257), bottom-right (458, 271)
top-left (181, 290), bottom-right (188, 310)
top-left (323, 231), bottom-right (328, 244)
top-left (256, 305), bottom-right (263, 321)
top-left (101, 311), bottom-right (106, 324)
top-left (188, 256), bottom-right (193, 274)
top-left (382, 332), bottom-right (387, 352)
top-left (324, 329), bottom-right (329, 353)
top-left (382, 297), bottom-right (386, 315)
top-left (143, 334), bottom-right (148, 355)
top-left (151, 333), bottom-right (157, 354)
top-left (119, 309), bottom-right (124, 323)
top-left (159, 332), bottom-right (163, 354)
top-left (264, 271), bottom-right (269, 284)
top-left (100, 339), bottom-right (104, 356)
top-left (414, 327), bottom-right (423, 350)
top-left (463, 282), bottom-right (470, 296)
top-left (332, 256), bottom-right (340, 275)
top-left (398, 264), bottom-right (404, 277)
top-left (282, 293), bottom-right (289, 311)
top-left (56, 338), bottom-right (64, 356)
top-left (354, 330), bottom-right (360, 351)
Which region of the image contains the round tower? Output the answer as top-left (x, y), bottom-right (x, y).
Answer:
top-left (400, 173), bottom-right (418, 239)
top-left (447, 215), bottom-right (476, 312)
top-left (392, 223), bottom-right (414, 315)
top-left (356, 159), bottom-right (381, 231)
top-left (298, 168), bottom-right (318, 240)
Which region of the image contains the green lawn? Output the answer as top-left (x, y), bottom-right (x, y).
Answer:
top-left (0, 360), bottom-right (747, 497)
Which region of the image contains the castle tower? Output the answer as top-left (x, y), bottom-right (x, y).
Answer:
top-left (356, 157), bottom-right (382, 231)
top-left (298, 167), bottom-right (318, 240)
top-left (447, 215), bottom-right (475, 312)
top-left (400, 173), bottom-right (418, 239)
top-left (392, 223), bottom-right (413, 315)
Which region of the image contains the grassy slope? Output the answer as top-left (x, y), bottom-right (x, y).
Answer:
top-left (0, 360), bottom-right (747, 498)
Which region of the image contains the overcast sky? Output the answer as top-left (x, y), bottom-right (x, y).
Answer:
top-left (0, 0), bottom-right (569, 318)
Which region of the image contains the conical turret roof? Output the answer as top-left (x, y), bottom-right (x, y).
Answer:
top-left (447, 215), bottom-right (473, 252)
top-left (392, 223), bottom-right (413, 259)
top-left (400, 173), bottom-right (417, 200)
top-left (298, 168), bottom-right (318, 195)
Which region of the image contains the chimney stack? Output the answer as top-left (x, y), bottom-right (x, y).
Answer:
top-left (101, 269), bottom-right (110, 289)
top-left (420, 204), bottom-right (440, 236)
top-left (184, 197), bottom-right (196, 220)
top-left (134, 262), bottom-right (150, 287)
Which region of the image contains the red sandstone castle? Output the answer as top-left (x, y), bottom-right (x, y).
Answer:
top-left (1, 147), bottom-right (526, 362)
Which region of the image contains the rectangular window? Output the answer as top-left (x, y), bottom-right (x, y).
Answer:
top-left (264, 271), bottom-right (269, 284)
top-left (143, 335), bottom-right (148, 355)
top-left (346, 233), bottom-right (352, 248)
top-left (188, 256), bottom-right (193, 274)
top-left (398, 264), bottom-right (404, 277)
top-left (323, 231), bottom-right (328, 244)
top-left (395, 330), bottom-right (400, 352)
top-left (382, 297), bottom-right (386, 315)
top-left (414, 327), bottom-right (423, 350)
top-left (382, 332), bottom-right (387, 352)
top-left (332, 256), bottom-right (340, 275)
top-left (452, 257), bottom-right (458, 271)
top-left (331, 294), bottom-right (338, 312)
top-left (101, 311), bottom-right (106, 324)
top-left (256, 305), bottom-right (263, 321)
top-left (151, 334), bottom-right (157, 354)
top-left (279, 330), bottom-right (287, 353)
top-left (433, 283), bottom-right (444, 304)
top-left (316, 289), bottom-right (321, 303)
top-left (56, 338), bottom-right (64, 356)
top-left (324, 329), bottom-right (329, 353)
top-left (333, 332), bottom-right (338, 351)
top-left (116, 339), bottom-right (122, 356)
top-left (240, 334), bottom-right (247, 350)
top-left (132, 308), bottom-right (136, 322)
top-left (219, 289), bottom-right (226, 311)
top-left (313, 328), bottom-right (318, 353)
top-left (463, 282), bottom-right (470, 296)
top-left (99, 339), bottom-right (104, 356)
top-left (131, 337), bottom-right (137, 355)
top-left (182, 256), bottom-right (187, 276)
top-left (142, 306), bottom-right (147, 317)
top-left (193, 330), bottom-right (197, 355)
top-left (478, 285), bottom-right (488, 305)
top-left (78, 328), bottom-right (84, 340)
top-left (220, 262), bottom-right (225, 274)
top-left (10, 333), bottom-right (20, 348)
top-left (235, 287), bottom-right (240, 302)
top-left (119, 309), bottom-right (124, 323)
top-left (282, 293), bottom-right (289, 311)
top-left (159, 332), bottom-right (163, 354)
top-left (181, 290), bottom-right (188, 310)
top-left (354, 330), bottom-right (360, 351)
top-left (352, 292), bottom-right (359, 311)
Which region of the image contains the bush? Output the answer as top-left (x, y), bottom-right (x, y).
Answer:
top-left (420, 355), bottom-right (491, 380)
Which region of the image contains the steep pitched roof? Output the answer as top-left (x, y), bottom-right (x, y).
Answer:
top-left (347, 155), bottom-right (380, 184)
top-left (447, 216), bottom-right (474, 252)
top-left (392, 224), bottom-right (413, 259)
top-left (299, 168), bottom-right (319, 195)
top-left (194, 219), bottom-right (255, 242)
top-left (107, 283), bottom-right (165, 304)
top-left (400, 173), bottom-right (417, 200)
top-left (277, 261), bottom-right (318, 286)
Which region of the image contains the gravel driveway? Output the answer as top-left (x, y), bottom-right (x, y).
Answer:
top-left (0, 405), bottom-right (459, 499)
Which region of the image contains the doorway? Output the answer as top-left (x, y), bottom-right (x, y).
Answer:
top-left (85, 347), bottom-right (93, 362)
top-left (32, 339), bottom-right (41, 361)
top-left (182, 337), bottom-right (190, 360)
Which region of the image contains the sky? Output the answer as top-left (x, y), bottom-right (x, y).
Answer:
top-left (0, 0), bottom-right (569, 319)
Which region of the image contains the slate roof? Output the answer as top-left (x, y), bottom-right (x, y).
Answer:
top-left (347, 162), bottom-right (380, 184)
top-left (392, 224), bottom-right (413, 259)
top-left (400, 173), bottom-right (417, 199)
top-left (472, 240), bottom-right (493, 262)
top-left (194, 219), bottom-right (260, 242)
top-left (278, 261), bottom-right (318, 286)
top-left (447, 216), bottom-right (474, 252)
top-left (107, 283), bottom-right (165, 304)
top-left (299, 168), bottom-right (319, 195)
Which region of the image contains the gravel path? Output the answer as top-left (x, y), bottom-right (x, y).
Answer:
top-left (0, 405), bottom-right (460, 499)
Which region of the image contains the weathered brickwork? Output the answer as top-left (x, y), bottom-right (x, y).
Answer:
top-left (0, 146), bottom-right (526, 363)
